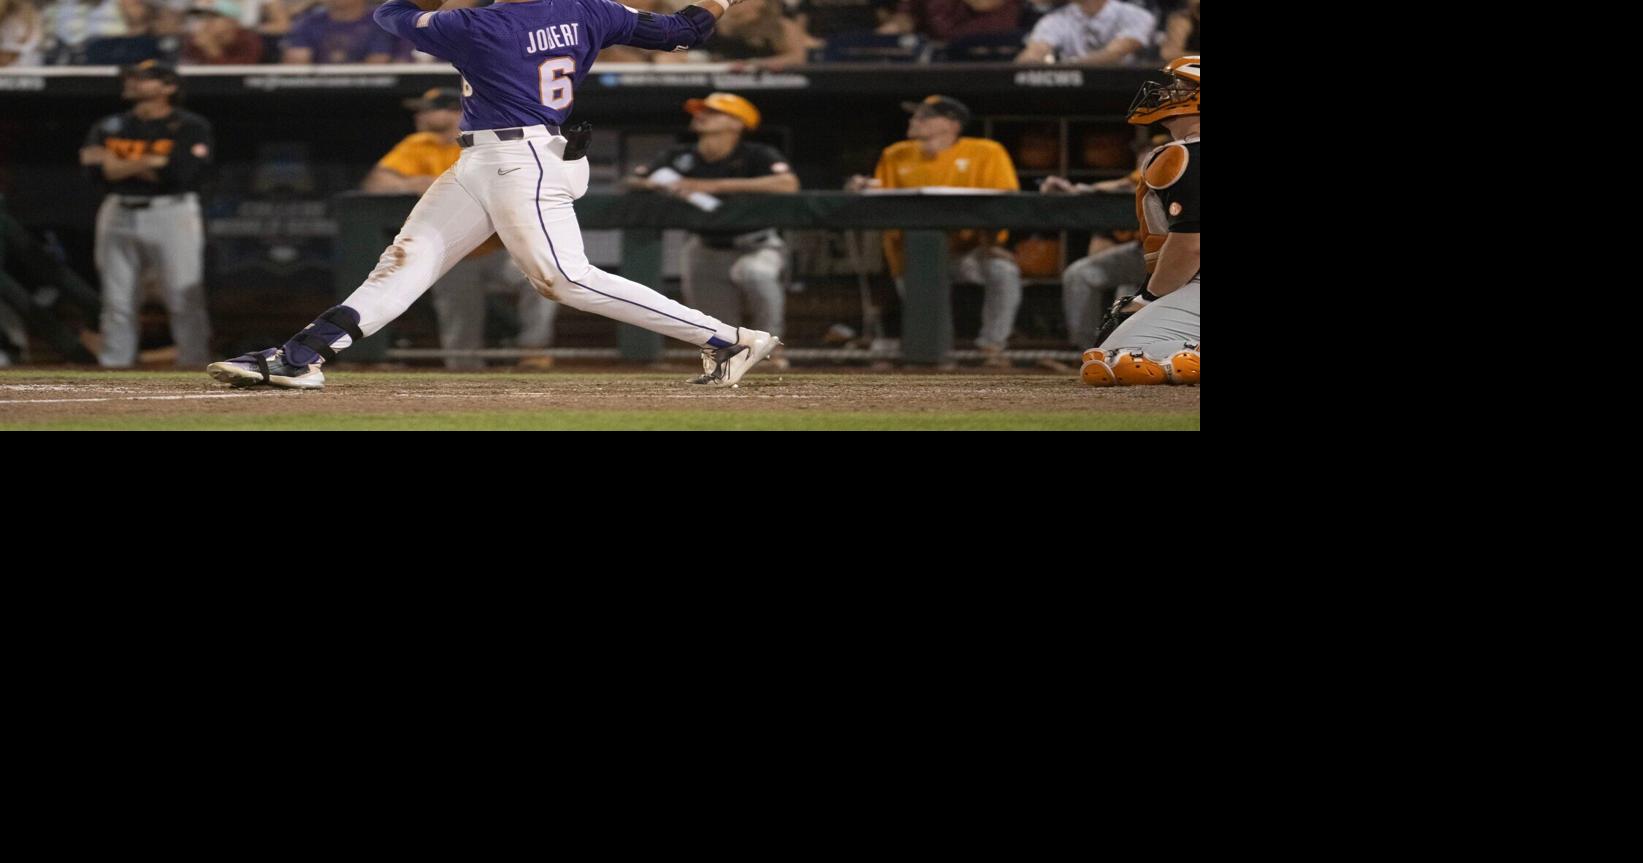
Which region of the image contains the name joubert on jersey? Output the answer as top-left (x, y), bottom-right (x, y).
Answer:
top-left (523, 22), bottom-right (581, 53)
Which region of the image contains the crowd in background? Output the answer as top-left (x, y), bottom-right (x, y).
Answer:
top-left (1, 0), bottom-right (1199, 68)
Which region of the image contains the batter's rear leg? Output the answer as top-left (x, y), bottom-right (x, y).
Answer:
top-left (207, 171), bottom-right (495, 389)
top-left (495, 150), bottom-right (780, 387)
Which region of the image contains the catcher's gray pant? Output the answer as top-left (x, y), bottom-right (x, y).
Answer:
top-left (680, 234), bottom-right (787, 339)
top-left (431, 252), bottom-right (559, 371)
top-left (1062, 241), bottom-right (1145, 346)
top-left (896, 247), bottom-right (1022, 350)
top-left (95, 193), bottom-right (210, 368)
top-left (1099, 277), bottom-right (1200, 358)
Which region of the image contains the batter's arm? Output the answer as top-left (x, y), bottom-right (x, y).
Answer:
top-left (376, 0), bottom-right (475, 61)
top-left (611, 0), bottom-right (747, 51)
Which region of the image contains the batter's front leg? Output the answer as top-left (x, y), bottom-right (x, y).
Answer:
top-left (343, 171), bottom-right (498, 338)
top-left (212, 170), bottom-right (498, 376)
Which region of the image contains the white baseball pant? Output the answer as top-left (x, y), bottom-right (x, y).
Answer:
top-left (337, 125), bottom-right (740, 352)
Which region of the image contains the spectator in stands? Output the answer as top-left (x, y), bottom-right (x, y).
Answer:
top-left (876, 0), bottom-right (1021, 42)
top-left (1159, 0), bottom-right (1195, 60)
top-left (1019, 0), bottom-right (1053, 30)
top-left (655, 0), bottom-right (811, 67)
top-left (846, 95), bottom-right (1023, 366)
top-left (281, 0), bottom-right (401, 63)
top-left (256, 0), bottom-right (301, 34)
top-left (1, 0), bottom-right (45, 65)
top-left (37, 0), bottom-right (132, 63)
top-left (1015, 0), bottom-right (1154, 65)
top-left (179, 0), bottom-right (292, 36)
top-left (792, 0), bottom-right (893, 41)
top-left (179, 0), bottom-right (264, 63)
top-left (119, 0), bottom-right (183, 37)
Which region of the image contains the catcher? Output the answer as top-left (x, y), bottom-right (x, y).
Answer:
top-left (1082, 55), bottom-right (1200, 387)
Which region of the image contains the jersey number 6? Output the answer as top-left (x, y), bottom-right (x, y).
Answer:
top-left (538, 57), bottom-right (574, 111)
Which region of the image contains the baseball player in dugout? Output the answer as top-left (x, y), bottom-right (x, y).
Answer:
top-left (1039, 134), bottom-right (1168, 353)
top-left (1080, 54), bottom-right (1200, 387)
top-left (363, 86), bottom-right (559, 371)
top-left (627, 92), bottom-right (797, 370)
top-left (79, 60), bottom-right (214, 370)
top-left (209, 0), bottom-right (783, 391)
top-left (847, 95), bottom-right (1022, 367)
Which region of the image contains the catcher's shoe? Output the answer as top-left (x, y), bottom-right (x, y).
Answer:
top-left (1110, 350), bottom-right (1169, 386)
top-left (690, 327), bottom-right (782, 387)
top-left (1081, 348), bottom-right (1115, 386)
top-left (207, 348), bottom-right (325, 390)
top-left (1166, 347), bottom-right (1199, 385)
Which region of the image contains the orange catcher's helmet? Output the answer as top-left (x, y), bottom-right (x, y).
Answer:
top-left (1127, 55), bottom-right (1200, 125)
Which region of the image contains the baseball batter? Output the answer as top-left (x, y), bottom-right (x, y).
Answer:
top-left (1080, 55), bottom-right (1200, 387)
top-left (208, 0), bottom-right (780, 390)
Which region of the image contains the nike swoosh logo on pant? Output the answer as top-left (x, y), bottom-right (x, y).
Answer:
top-left (498, 168), bottom-right (521, 175)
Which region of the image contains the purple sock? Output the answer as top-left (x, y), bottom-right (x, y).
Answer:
top-left (283, 305), bottom-right (362, 366)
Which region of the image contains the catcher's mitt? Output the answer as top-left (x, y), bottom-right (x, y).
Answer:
top-left (1096, 291), bottom-right (1152, 345)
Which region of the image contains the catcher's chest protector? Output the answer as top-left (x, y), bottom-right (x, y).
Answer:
top-left (1134, 135), bottom-right (1198, 273)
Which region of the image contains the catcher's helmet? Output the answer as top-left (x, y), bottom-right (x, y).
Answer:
top-left (1127, 55), bottom-right (1199, 126)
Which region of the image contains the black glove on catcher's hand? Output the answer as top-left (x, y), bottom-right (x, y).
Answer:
top-left (1096, 289), bottom-right (1156, 346)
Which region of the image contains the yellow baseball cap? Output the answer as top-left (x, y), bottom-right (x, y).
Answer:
top-left (683, 92), bottom-right (761, 131)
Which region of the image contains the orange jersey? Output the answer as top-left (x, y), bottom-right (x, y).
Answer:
top-left (872, 137), bottom-right (1020, 276)
top-left (376, 132), bottom-right (463, 178)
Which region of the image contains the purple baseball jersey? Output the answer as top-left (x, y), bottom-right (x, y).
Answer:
top-left (377, 0), bottom-right (718, 132)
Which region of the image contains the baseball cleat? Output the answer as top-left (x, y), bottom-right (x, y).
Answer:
top-left (690, 327), bottom-right (782, 387)
top-left (1082, 348), bottom-right (1108, 366)
top-left (207, 348), bottom-right (326, 390)
top-left (1110, 350), bottom-right (1168, 386)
